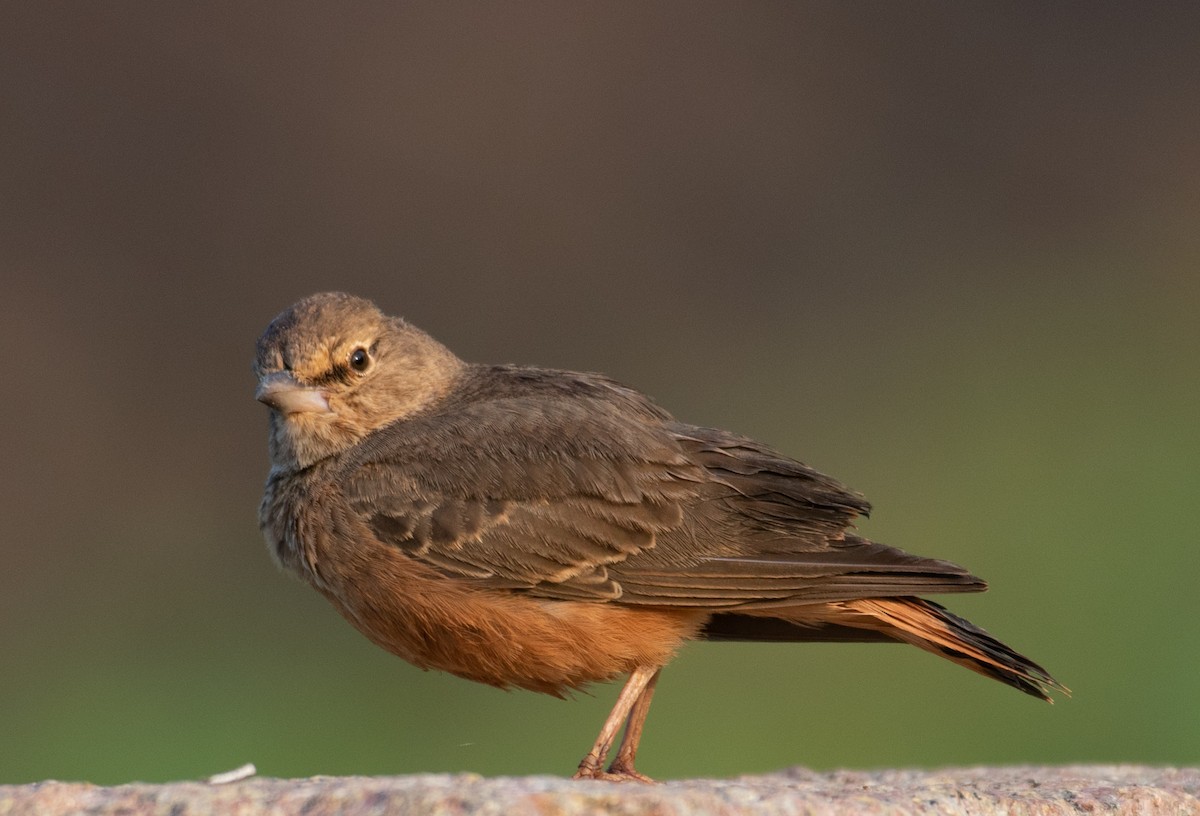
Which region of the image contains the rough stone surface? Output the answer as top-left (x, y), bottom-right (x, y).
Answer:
top-left (2, 766), bottom-right (1197, 815)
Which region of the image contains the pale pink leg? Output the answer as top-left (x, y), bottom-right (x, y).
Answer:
top-left (573, 666), bottom-right (659, 782)
top-left (606, 668), bottom-right (661, 781)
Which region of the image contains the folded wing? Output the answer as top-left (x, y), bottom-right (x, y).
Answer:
top-left (337, 370), bottom-right (984, 607)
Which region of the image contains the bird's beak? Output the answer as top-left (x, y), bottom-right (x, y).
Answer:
top-left (256, 372), bottom-right (331, 415)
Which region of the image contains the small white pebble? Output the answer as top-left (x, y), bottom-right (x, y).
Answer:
top-left (207, 763), bottom-right (258, 785)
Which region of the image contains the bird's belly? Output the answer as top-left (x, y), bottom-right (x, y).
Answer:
top-left (315, 541), bottom-right (705, 696)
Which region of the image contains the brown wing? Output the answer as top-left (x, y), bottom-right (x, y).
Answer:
top-left (608, 424), bottom-right (984, 607)
top-left (338, 382), bottom-right (699, 600)
top-left (337, 368), bottom-right (983, 606)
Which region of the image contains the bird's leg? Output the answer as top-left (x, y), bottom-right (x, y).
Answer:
top-left (605, 667), bottom-right (661, 781)
top-left (573, 666), bottom-right (658, 782)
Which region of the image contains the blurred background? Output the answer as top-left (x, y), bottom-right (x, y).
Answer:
top-left (1, 2), bottom-right (1197, 784)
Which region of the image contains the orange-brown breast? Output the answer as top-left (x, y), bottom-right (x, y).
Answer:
top-left (314, 528), bottom-right (707, 696)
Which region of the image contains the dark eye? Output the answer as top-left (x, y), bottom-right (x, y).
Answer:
top-left (349, 347), bottom-right (370, 372)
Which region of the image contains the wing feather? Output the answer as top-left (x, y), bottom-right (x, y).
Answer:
top-left (336, 367), bottom-right (984, 606)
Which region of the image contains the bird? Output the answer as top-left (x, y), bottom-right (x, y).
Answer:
top-left (255, 291), bottom-right (1064, 782)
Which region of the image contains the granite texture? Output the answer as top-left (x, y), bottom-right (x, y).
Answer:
top-left (2, 766), bottom-right (1197, 815)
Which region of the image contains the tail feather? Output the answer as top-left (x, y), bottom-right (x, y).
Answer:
top-left (837, 597), bottom-right (1067, 701)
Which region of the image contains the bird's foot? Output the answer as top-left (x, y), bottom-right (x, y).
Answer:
top-left (605, 758), bottom-right (656, 783)
top-left (573, 756), bottom-right (655, 784)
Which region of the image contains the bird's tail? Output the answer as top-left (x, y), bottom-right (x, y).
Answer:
top-left (831, 597), bottom-right (1067, 700)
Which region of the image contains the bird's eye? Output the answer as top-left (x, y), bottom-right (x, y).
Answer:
top-left (349, 347), bottom-right (370, 372)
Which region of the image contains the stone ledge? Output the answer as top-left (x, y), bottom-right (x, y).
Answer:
top-left (2, 765), bottom-right (1196, 815)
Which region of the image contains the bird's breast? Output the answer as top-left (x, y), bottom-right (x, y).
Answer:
top-left (259, 465), bottom-right (331, 582)
top-left (261, 463), bottom-right (706, 694)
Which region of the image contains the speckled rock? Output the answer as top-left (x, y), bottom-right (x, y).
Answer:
top-left (2, 766), bottom-right (1197, 815)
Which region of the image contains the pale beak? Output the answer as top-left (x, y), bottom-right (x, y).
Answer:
top-left (255, 372), bottom-right (331, 415)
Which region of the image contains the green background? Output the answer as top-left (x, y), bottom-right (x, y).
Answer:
top-left (2, 3), bottom-right (1197, 783)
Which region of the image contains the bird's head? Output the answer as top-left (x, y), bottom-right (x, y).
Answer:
top-left (254, 292), bottom-right (465, 470)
